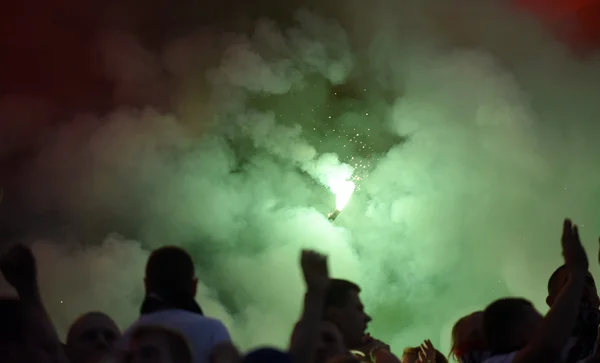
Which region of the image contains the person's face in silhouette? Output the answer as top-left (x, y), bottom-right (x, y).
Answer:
top-left (67, 312), bottom-right (120, 363)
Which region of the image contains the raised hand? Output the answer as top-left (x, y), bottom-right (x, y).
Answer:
top-left (300, 250), bottom-right (329, 293)
top-left (562, 219), bottom-right (589, 275)
top-left (0, 244), bottom-right (38, 295)
top-left (417, 340), bottom-right (436, 363)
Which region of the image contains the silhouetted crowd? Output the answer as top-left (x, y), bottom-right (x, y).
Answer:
top-left (1, 218), bottom-right (599, 363)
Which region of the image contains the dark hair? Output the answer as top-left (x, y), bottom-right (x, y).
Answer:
top-left (324, 279), bottom-right (360, 310)
top-left (130, 326), bottom-right (192, 363)
top-left (145, 246), bottom-right (195, 294)
top-left (548, 265), bottom-right (567, 293)
top-left (66, 311), bottom-right (116, 345)
top-left (483, 298), bottom-right (534, 354)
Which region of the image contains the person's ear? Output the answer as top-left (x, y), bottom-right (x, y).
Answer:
top-left (325, 307), bottom-right (341, 322)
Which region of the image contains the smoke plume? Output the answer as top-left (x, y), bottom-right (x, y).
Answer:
top-left (2, 0), bottom-right (600, 355)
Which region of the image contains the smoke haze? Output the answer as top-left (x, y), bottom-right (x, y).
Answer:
top-left (1, 0), bottom-right (600, 355)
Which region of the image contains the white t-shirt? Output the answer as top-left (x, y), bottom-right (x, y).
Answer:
top-left (120, 309), bottom-right (231, 363)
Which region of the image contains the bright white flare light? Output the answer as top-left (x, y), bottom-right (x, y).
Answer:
top-left (329, 179), bottom-right (356, 210)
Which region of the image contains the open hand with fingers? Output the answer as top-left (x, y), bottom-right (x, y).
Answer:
top-left (562, 219), bottom-right (589, 276)
top-left (417, 340), bottom-right (437, 363)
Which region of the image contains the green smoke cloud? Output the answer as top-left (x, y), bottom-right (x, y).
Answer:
top-left (2, 0), bottom-right (600, 356)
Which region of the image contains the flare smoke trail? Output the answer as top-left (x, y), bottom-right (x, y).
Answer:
top-left (1, 0), bottom-right (600, 354)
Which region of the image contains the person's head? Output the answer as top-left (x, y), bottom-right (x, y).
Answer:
top-left (66, 311), bottom-right (121, 363)
top-left (323, 279), bottom-right (371, 349)
top-left (450, 311), bottom-right (486, 360)
top-left (402, 346), bottom-right (447, 363)
top-left (145, 246), bottom-right (197, 297)
top-left (483, 298), bottom-right (542, 354)
top-left (547, 265), bottom-right (599, 310)
top-left (127, 326), bottom-right (193, 363)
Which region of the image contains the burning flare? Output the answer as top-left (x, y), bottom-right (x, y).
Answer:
top-left (331, 179), bottom-right (356, 210)
top-left (327, 178), bottom-right (356, 221)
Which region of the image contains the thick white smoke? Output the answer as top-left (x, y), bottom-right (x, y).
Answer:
top-left (2, 0), bottom-right (600, 356)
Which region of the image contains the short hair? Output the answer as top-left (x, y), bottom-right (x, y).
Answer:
top-left (66, 311), bottom-right (118, 345)
top-left (548, 265), bottom-right (567, 293)
top-left (403, 346), bottom-right (448, 363)
top-left (130, 325), bottom-right (193, 363)
top-left (324, 279), bottom-right (361, 310)
top-left (145, 246), bottom-right (195, 293)
top-left (483, 298), bottom-right (533, 354)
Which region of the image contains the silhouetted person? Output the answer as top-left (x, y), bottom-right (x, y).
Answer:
top-left (120, 246), bottom-right (231, 363)
top-left (482, 219), bottom-right (589, 363)
top-left (66, 312), bottom-right (120, 363)
top-left (450, 311), bottom-right (489, 363)
top-left (0, 244), bottom-right (69, 363)
top-left (323, 279), bottom-right (400, 363)
top-left (547, 265), bottom-right (600, 363)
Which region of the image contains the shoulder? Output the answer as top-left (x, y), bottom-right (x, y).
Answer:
top-left (483, 352), bottom-right (518, 363)
top-left (160, 311), bottom-right (230, 338)
top-left (124, 310), bottom-right (228, 334)
top-left (194, 315), bottom-right (230, 338)
top-left (120, 311), bottom-right (231, 349)
top-left (186, 314), bottom-right (228, 330)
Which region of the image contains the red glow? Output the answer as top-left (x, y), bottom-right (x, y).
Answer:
top-left (516, 0), bottom-right (600, 53)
